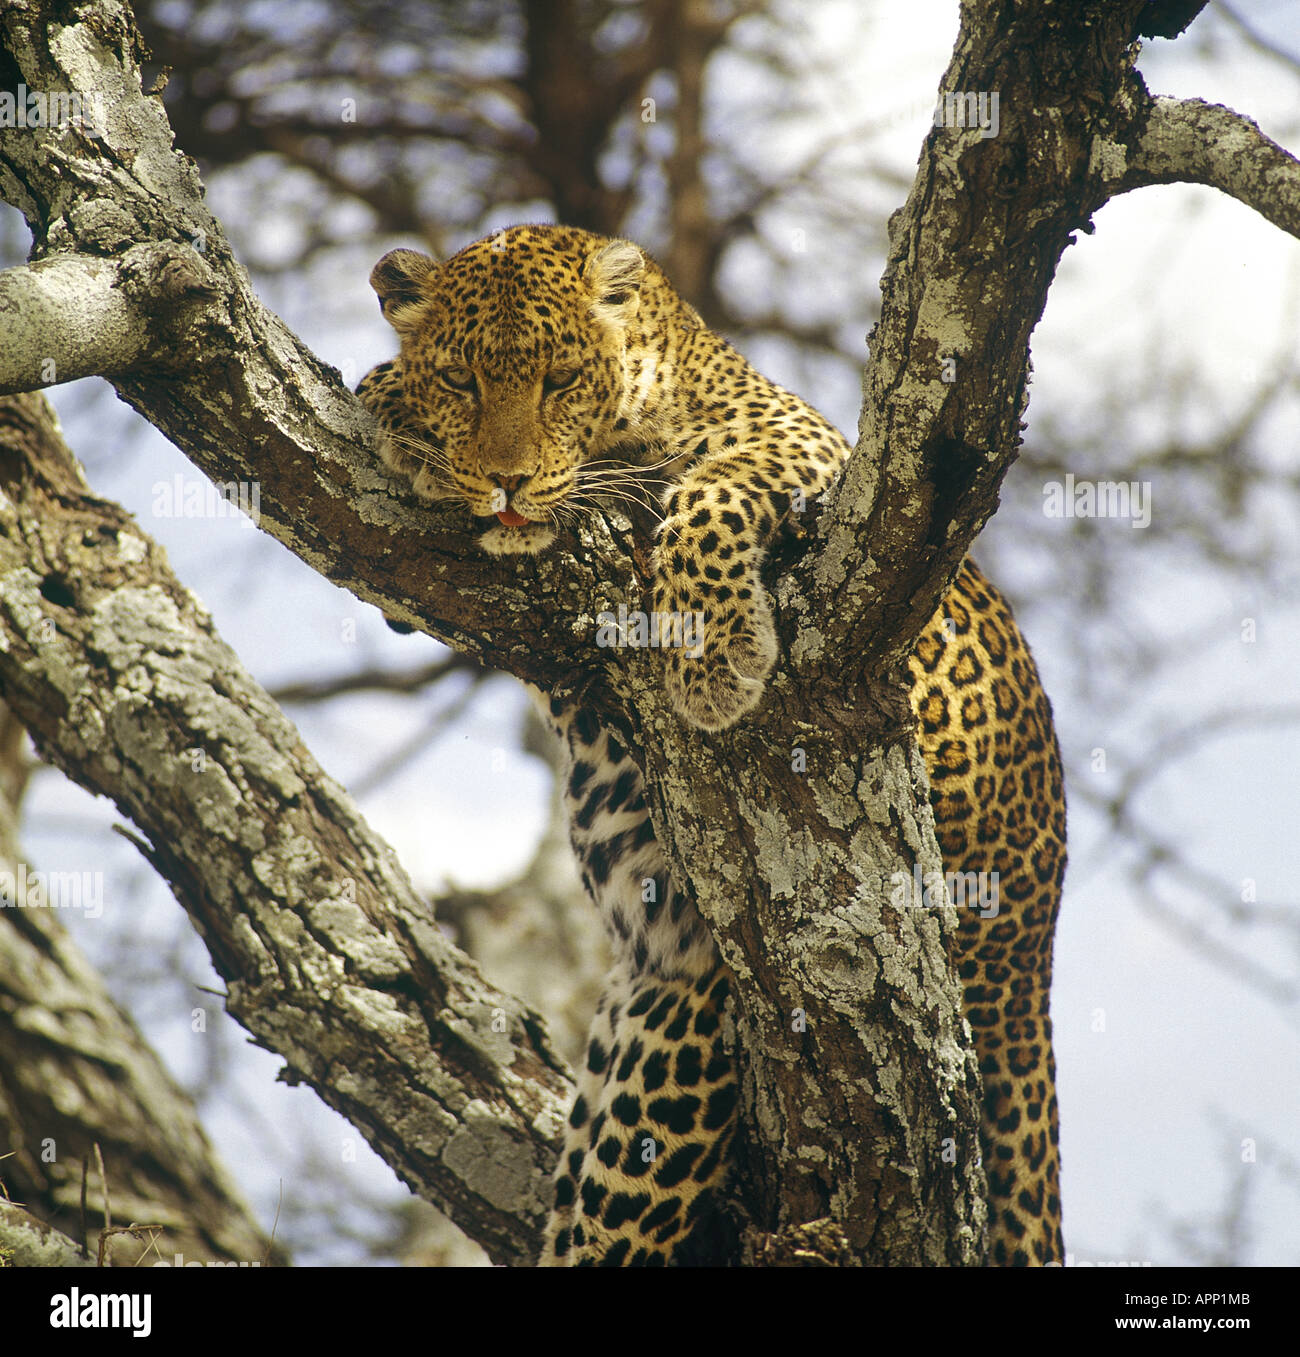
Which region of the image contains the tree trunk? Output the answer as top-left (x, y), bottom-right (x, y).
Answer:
top-left (1, 0), bottom-right (1296, 1264)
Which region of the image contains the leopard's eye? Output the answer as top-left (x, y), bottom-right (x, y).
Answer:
top-left (439, 366), bottom-right (477, 393)
top-left (543, 368), bottom-right (580, 393)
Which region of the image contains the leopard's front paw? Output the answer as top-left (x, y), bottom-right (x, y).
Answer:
top-left (657, 589), bottom-right (778, 730)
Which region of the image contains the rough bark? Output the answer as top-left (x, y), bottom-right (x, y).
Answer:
top-left (0, 393), bottom-right (570, 1268)
top-left (0, 1200), bottom-right (95, 1267)
top-left (0, 693), bottom-right (280, 1267)
top-left (0, 0), bottom-right (1295, 1263)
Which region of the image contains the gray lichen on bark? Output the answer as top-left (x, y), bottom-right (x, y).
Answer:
top-left (1, 0), bottom-right (1297, 1265)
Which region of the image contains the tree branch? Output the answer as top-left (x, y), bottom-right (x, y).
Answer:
top-left (0, 1202), bottom-right (96, 1267)
top-left (1111, 95), bottom-right (1300, 239)
top-left (3, 0), bottom-right (1286, 1264)
top-left (268, 654), bottom-right (478, 706)
top-left (0, 698), bottom-right (279, 1265)
top-left (0, 245), bottom-right (219, 395)
top-left (0, 392), bottom-right (570, 1268)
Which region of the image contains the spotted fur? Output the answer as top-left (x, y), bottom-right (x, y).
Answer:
top-left (358, 224), bottom-right (1067, 1265)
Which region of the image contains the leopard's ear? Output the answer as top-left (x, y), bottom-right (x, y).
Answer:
top-left (583, 239), bottom-right (644, 328)
top-left (370, 249), bottom-right (437, 332)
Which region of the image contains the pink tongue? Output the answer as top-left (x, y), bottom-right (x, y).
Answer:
top-left (496, 508), bottom-right (530, 527)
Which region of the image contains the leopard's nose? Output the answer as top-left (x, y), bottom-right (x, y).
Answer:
top-left (492, 474), bottom-right (524, 492)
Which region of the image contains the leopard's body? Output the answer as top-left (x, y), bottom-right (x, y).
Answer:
top-left (358, 224), bottom-right (1066, 1266)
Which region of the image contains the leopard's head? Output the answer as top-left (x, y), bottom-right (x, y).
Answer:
top-left (370, 225), bottom-right (647, 555)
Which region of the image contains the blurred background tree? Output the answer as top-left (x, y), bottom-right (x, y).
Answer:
top-left (1, 0), bottom-right (1296, 1264)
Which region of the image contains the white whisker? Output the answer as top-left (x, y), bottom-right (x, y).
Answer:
top-left (580, 447), bottom-right (688, 475)
top-left (578, 481), bottom-right (670, 510)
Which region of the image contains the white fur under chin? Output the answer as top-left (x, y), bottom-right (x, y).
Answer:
top-left (480, 523), bottom-right (556, 555)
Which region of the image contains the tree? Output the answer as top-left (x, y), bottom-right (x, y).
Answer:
top-left (0, 0), bottom-right (1296, 1265)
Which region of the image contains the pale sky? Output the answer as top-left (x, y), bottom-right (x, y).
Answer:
top-left (13, 0), bottom-right (1300, 1265)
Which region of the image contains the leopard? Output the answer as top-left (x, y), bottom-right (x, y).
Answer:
top-left (357, 223), bottom-right (1067, 1267)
